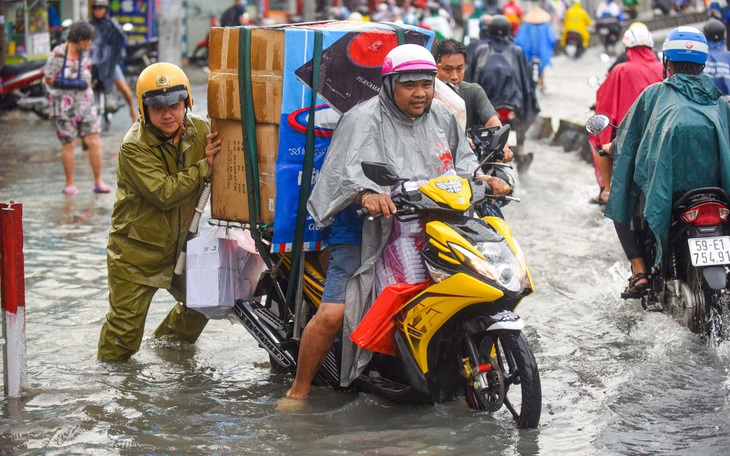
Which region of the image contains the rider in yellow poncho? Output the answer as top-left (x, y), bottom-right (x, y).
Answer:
top-left (561, 1), bottom-right (593, 49)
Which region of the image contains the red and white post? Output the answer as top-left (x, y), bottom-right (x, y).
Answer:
top-left (1, 202), bottom-right (27, 397)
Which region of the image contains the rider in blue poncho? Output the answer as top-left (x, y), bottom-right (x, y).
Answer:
top-left (514, 6), bottom-right (556, 92)
top-left (605, 27), bottom-right (730, 298)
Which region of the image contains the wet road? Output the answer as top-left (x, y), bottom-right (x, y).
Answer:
top-left (1, 55), bottom-right (730, 454)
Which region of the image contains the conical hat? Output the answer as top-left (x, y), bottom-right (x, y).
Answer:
top-left (523, 7), bottom-right (551, 24)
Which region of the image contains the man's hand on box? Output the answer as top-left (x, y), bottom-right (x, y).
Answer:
top-left (206, 132), bottom-right (221, 176)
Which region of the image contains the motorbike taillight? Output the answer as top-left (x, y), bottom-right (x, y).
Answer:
top-left (497, 108), bottom-right (512, 124)
top-left (681, 202), bottom-right (730, 226)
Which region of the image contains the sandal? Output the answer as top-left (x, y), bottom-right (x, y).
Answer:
top-left (589, 190), bottom-right (610, 206)
top-left (620, 272), bottom-right (650, 299)
top-left (62, 186), bottom-right (79, 196)
top-left (93, 183), bottom-right (111, 194)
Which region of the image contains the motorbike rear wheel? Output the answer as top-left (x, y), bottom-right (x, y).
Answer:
top-left (688, 263), bottom-right (729, 344)
top-left (464, 330), bottom-right (541, 429)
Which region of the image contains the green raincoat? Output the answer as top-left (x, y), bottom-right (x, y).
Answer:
top-left (605, 74), bottom-right (730, 264)
top-left (107, 114), bottom-right (209, 287)
top-left (100, 113), bottom-right (210, 360)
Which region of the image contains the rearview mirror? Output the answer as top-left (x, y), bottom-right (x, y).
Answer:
top-left (362, 161), bottom-right (400, 187)
top-left (489, 124), bottom-right (511, 153)
top-left (587, 75), bottom-right (601, 88)
top-left (585, 114), bottom-right (611, 135)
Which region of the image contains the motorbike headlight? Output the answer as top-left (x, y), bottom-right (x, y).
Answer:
top-left (451, 241), bottom-right (527, 293)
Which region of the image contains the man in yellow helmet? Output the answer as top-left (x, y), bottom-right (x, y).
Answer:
top-left (98, 62), bottom-right (221, 361)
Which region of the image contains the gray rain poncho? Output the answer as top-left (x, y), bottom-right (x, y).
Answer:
top-left (308, 77), bottom-right (482, 387)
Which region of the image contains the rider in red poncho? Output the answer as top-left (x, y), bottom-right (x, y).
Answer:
top-left (590, 26), bottom-right (664, 205)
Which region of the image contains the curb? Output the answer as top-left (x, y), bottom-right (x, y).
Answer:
top-left (530, 115), bottom-right (593, 164)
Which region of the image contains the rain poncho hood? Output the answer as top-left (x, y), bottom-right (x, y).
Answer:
top-left (591, 46), bottom-right (664, 148)
top-left (468, 34), bottom-right (540, 129)
top-left (605, 74), bottom-right (730, 264)
top-left (308, 82), bottom-right (480, 386)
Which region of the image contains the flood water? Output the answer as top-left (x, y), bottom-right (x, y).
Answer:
top-left (2, 81), bottom-right (730, 455)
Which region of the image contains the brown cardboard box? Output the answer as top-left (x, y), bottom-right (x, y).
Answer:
top-left (210, 118), bottom-right (278, 223)
top-left (208, 27), bottom-right (285, 123)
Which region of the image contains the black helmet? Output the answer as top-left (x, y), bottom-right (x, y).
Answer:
top-left (488, 15), bottom-right (512, 38)
top-left (703, 18), bottom-right (725, 42)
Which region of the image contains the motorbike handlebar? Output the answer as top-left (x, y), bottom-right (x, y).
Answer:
top-left (356, 207), bottom-right (385, 221)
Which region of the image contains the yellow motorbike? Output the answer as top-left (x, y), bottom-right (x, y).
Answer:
top-left (233, 126), bottom-right (542, 428)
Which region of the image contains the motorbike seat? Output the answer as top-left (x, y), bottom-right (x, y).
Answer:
top-left (672, 187), bottom-right (730, 212)
top-left (0, 60), bottom-right (45, 77)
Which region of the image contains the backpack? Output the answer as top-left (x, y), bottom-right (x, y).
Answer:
top-left (474, 45), bottom-right (524, 116)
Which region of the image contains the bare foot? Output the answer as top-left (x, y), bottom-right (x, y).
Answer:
top-left (276, 389), bottom-right (307, 413)
top-left (286, 387), bottom-right (308, 399)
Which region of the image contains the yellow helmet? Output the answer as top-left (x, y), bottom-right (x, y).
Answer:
top-left (136, 62), bottom-right (193, 121)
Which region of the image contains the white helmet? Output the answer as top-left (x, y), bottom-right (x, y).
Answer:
top-left (622, 27), bottom-right (654, 49)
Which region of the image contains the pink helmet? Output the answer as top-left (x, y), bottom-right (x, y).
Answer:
top-left (381, 44), bottom-right (438, 78)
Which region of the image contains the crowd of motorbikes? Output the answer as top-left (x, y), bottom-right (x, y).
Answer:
top-left (0, 19), bottom-right (156, 127)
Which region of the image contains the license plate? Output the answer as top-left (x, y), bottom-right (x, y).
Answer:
top-left (688, 236), bottom-right (730, 266)
top-left (508, 130), bottom-right (517, 147)
top-left (599, 28), bottom-right (609, 35)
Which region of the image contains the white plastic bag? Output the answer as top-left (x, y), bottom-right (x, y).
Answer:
top-left (434, 78), bottom-right (467, 132)
top-left (186, 227), bottom-right (266, 319)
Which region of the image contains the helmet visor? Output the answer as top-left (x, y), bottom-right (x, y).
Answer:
top-left (397, 72), bottom-right (436, 82)
top-left (143, 85), bottom-right (188, 108)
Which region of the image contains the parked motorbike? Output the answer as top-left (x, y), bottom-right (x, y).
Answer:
top-left (564, 31), bottom-right (584, 59)
top-left (122, 36), bottom-right (158, 85)
top-left (0, 59), bottom-right (50, 119)
top-left (190, 16), bottom-right (218, 68)
top-left (226, 126), bottom-right (542, 428)
top-left (595, 18), bottom-right (620, 55)
top-left (586, 114), bottom-right (730, 343)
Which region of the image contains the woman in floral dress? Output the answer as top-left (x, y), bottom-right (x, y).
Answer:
top-left (43, 21), bottom-right (110, 195)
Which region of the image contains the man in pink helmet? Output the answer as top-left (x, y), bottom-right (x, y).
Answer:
top-left (287, 44), bottom-right (511, 399)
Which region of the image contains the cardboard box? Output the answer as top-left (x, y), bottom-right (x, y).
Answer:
top-left (208, 27), bottom-right (285, 123)
top-left (210, 118), bottom-right (278, 223)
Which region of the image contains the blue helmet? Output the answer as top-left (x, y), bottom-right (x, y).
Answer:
top-left (662, 26), bottom-right (709, 64)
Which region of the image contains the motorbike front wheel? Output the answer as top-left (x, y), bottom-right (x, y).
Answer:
top-left (464, 330), bottom-right (541, 428)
